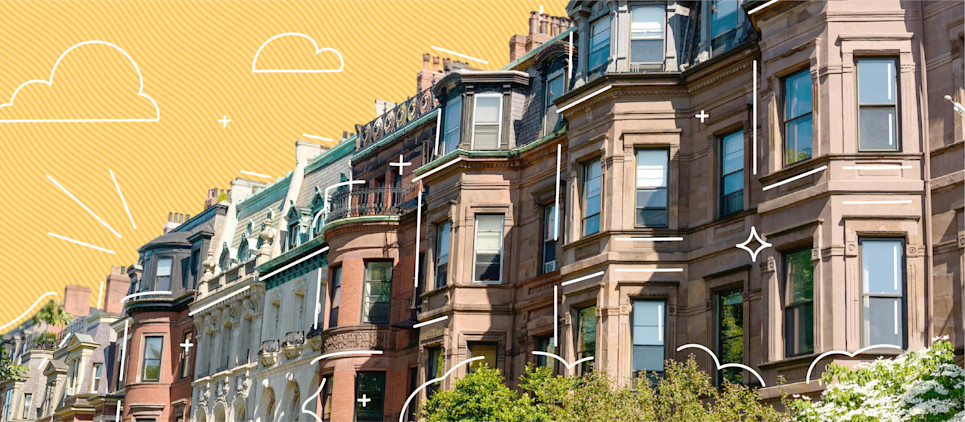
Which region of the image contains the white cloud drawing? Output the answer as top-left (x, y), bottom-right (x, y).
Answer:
top-left (251, 32), bottom-right (344, 73)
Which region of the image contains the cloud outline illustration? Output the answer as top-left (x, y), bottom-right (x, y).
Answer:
top-left (251, 32), bottom-right (344, 74)
top-left (0, 40), bottom-right (160, 123)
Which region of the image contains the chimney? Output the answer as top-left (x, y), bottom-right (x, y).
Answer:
top-left (102, 266), bottom-right (131, 315)
top-left (417, 53), bottom-right (445, 92)
top-left (204, 188), bottom-right (221, 209)
top-left (62, 284), bottom-right (91, 318)
top-left (296, 140), bottom-right (327, 165)
top-left (509, 11), bottom-right (571, 62)
top-left (163, 212), bottom-right (188, 234)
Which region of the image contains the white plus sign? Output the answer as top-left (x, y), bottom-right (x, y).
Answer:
top-left (357, 394), bottom-right (372, 407)
top-left (695, 110), bottom-right (709, 123)
top-left (389, 155), bottom-right (412, 175)
top-left (218, 115), bottom-right (232, 128)
top-left (180, 339), bottom-right (194, 354)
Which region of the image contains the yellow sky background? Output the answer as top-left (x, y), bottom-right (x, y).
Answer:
top-left (0, 0), bottom-right (567, 328)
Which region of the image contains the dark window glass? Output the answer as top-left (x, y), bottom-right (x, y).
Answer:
top-left (142, 336), bottom-right (163, 382)
top-left (156, 258), bottom-right (172, 291)
top-left (362, 261), bottom-right (392, 325)
top-left (588, 17), bottom-right (610, 74)
top-left (635, 150), bottom-right (669, 227)
top-left (435, 222), bottom-right (450, 288)
top-left (783, 70), bottom-right (813, 164)
top-left (542, 205), bottom-right (559, 273)
top-left (857, 59), bottom-right (899, 151)
top-left (545, 72), bottom-right (565, 134)
top-left (329, 266), bottom-right (341, 328)
top-left (719, 131), bottom-right (744, 217)
top-left (534, 335), bottom-right (556, 368)
top-left (322, 374), bottom-right (333, 422)
top-left (354, 372), bottom-right (386, 422)
top-left (426, 347), bottom-right (442, 398)
top-left (718, 290), bottom-right (744, 384)
top-left (443, 97), bottom-right (462, 154)
top-left (860, 239), bottom-right (905, 347)
top-left (582, 160), bottom-right (602, 236)
top-left (578, 306), bottom-right (597, 374)
top-left (784, 249), bottom-right (814, 356)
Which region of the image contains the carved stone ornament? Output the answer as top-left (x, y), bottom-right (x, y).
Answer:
top-left (234, 372), bottom-right (251, 399)
top-left (216, 379), bottom-right (229, 398)
top-left (322, 330), bottom-right (386, 352)
top-left (201, 251), bottom-right (217, 281)
top-left (198, 383), bottom-right (210, 409)
top-left (259, 217), bottom-right (277, 254)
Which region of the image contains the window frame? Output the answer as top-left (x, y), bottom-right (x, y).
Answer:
top-left (287, 221), bottom-right (300, 250)
top-left (467, 342), bottom-right (499, 372)
top-left (435, 221), bottom-right (451, 289)
top-left (856, 57), bottom-right (900, 152)
top-left (470, 93), bottom-right (503, 150)
top-left (782, 69), bottom-right (814, 166)
top-left (718, 131), bottom-right (744, 217)
top-left (577, 306), bottom-right (597, 374)
top-left (21, 393), bottom-right (31, 420)
top-left (353, 371), bottom-right (386, 422)
top-left (588, 16), bottom-right (611, 75)
top-left (141, 335), bottom-right (163, 382)
top-left (155, 257), bottom-right (173, 291)
top-left (631, 300), bottom-right (666, 379)
top-left (716, 289), bottom-right (744, 385)
top-left (361, 260), bottom-right (393, 325)
top-left (544, 69), bottom-right (565, 136)
top-left (542, 204), bottom-right (559, 274)
top-left (472, 214), bottom-right (505, 284)
top-left (634, 149), bottom-right (670, 227)
top-left (858, 237), bottom-right (906, 348)
top-left (581, 159), bottom-right (602, 236)
top-left (91, 363), bottom-right (103, 392)
top-left (783, 248), bottom-right (814, 357)
top-left (321, 374), bottom-right (334, 422)
top-left (442, 96), bottom-right (462, 155)
top-left (329, 265), bottom-right (341, 328)
top-left (629, 4), bottom-right (666, 66)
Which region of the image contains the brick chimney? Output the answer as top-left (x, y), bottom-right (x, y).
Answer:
top-left (102, 266), bottom-right (131, 315)
top-left (63, 284), bottom-right (91, 318)
top-left (509, 11), bottom-right (573, 62)
top-left (163, 212), bottom-right (190, 234)
top-left (203, 188), bottom-right (224, 209)
top-left (417, 53), bottom-right (446, 92)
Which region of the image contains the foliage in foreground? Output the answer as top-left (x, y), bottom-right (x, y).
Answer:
top-left (0, 300), bottom-right (73, 382)
top-left (788, 339), bottom-right (965, 422)
top-left (421, 358), bottom-right (786, 422)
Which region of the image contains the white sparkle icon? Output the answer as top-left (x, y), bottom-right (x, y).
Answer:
top-left (736, 226), bottom-right (772, 262)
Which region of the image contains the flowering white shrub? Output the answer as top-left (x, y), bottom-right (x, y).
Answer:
top-left (790, 339), bottom-right (965, 422)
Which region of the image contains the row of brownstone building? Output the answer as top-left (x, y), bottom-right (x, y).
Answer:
top-left (2, 1), bottom-right (963, 421)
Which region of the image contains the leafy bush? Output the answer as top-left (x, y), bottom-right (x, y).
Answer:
top-left (788, 339), bottom-right (965, 422)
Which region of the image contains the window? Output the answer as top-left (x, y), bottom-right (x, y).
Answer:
top-left (534, 335), bottom-right (555, 367)
top-left (471, 94), bottom-right (502, 150)
top-left (435, 222), bottom-right (451, 289)
top-left (142, 336), bottom-right (163, 382)
top-left (426, 347), bottom-right (442, 398)
top-left (630, 5), bottom-right (665, 64)
top-left (178, 332), bottom-right (192, 379)
top-left (406, 367), bottom-right (418, 422)
top-left (354, 372), bottom-right (386, 422)
top-left (588, 17), bottom-right (611, 74)
top-left (542, 205), bottom-right (559, 273)
top-left (710, 0), bottom-right (740, 51)
top-left (784, 249), bottom-right (814, 356)
top-left (783, 70), bottom-right (813, 164)
top-left (156, 258), bottom-right (172, 291)
top-left (578, 306), bottom-right (597, 374)
top-left (2, 388), bottom-right (11, 421)
top-left (544, 71), bottom-right (565, 134)
top-left (190, 249), bottom-right (200, 286)
top-left (582, 160), bottom-right (602, 236)
top-left (861, 239), bottom-right (905, 347)
top-left (288, 222), bottom-right (300, 250)
top-left (473, 215), bottom-right (504, 283)
top-left (21, 394), bottom-right (31, 420)
top-left (91, 363), bottom-right (103, 392)
top-left (632, 301), bottom-right (665, 379)
top-left (468, 342), bottom-right (498, 372)
top-left (443, 97), bottom-right (462, 154)
top-left (362, 261), bottom-right (392, 325)
top-left (857, 59), bottom-right (899, 151)
top-left (321, 374), bottom-right (333, 422)
top-left (719, 131), bottom-right (744, 217)
top-left (329, 266), bottom-right (341, 327)
top-left (717, 290), bottom-right (744, 384)
top-left (635, 150), bottom-right (669, 226)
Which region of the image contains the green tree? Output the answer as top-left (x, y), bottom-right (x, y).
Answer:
top-left (0, 300), bottom-right (73, 382)
top-left (420, 365), bottom-right (544, 422)
top-left (33, 300), bottom-right (73, 327)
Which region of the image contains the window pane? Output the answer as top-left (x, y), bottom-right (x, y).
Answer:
top-left (632, 301), bottom-right (665, 374)
top-left (786, 249), bottom-right (813, 305)
top-left (631, 6), bottom-right (664, 39)
top-left (443, 97), bottom-right (461, 153)
top-left (475, 96), bottom-right (500, 124)
top-left (157, 259), bottom-right (172, 276)
top-left (355, 372), bottom-right (385, 422)
top-left (468, 343), bottom-right (498, 371)
top-left (862, 239), bottom-right (903, 295)
top-left (636, 150), bottom-right (668, 188)
top-left (711, 0), bottom-right (740, 38)
top-left (365, 262), bottom-right (392, 282)
top-left (721, 191), bottom-right (743, 216)
top-left (589, 18), bottom-right (610, 71)
top-left (858, 59), bottom-right (896, 104)
top-left (785, 115), bottom-right (813, 163)
top-left (864, 297), bottom-right (902, 346)
top-left (719, 290), bottom-right (744, 384)
top-left (859, 107), bottom-right (898, 150)
top-left (584, 215), bottom-right (600, 236)
top-left (721, 131), bottom-right (744, 174)
top-left (784, 71), bottom-right (812, 119)
top-left (636, 189), bottom-right (667, 208)
top-left (722, 173), bottom-right (743, 196)
top-left (473, 125), bottom-right (500, 150)
top-left (785, 305), bottom-right (814, 356)
top-left (633, 345), bottom-right (664, 373)
top-left (436, 222), bottom-right (450, 263)
top-left (474, 253), bottom-right (501, 282)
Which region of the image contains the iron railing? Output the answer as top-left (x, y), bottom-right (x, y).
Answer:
top-left (326, 186), bottom-right (419, 223)
top-left (355, 88), bottom-right (438, 150)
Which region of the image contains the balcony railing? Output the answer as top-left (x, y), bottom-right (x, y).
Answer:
top-left (325, 186), bottom-right (420, 224)
top-left (355, 87), bottom-right (437, 150)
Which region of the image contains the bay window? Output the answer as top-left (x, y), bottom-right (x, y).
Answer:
top-left (635, 149), bottom-right (669, 227)
top-left (632, 300), bottom-right (666, 379)
top-left (630, 5), bottom-right (665, 65)
top-left (784, 249), bottom-right (814, 356)
top-left (471, 94), bottom-right (501, 150)
top-left (783, 70), bottom-right (813, 164)
top-left (582, 160), bottom-right (602, 236)
top-left (142, 336), bottom-right (163, 382)
top-left (860, 238), bottom-right (905, 347)
top-left (857, 59), bottom-right (899, 151)
top-left (473, 215), bottom-right (504, 283)
top-left (362, 261), bottom-right (392, 325)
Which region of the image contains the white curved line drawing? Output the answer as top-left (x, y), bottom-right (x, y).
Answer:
top-left (58, 333), bottom-right (72, 348)
top-left (47, 174), bottom-right (122, 238)
top-left (120, 290), bottom-right (172, 303)
top-left (302, 350), bottom-right (382, 422)
top-left (0, 40), bottom-right (160, 123)
top-left (47, 232), bottom-right (116, 254)
top-left (310, 180), bottom-right (366, 229)
top-left (252, 32), bottom-right (344, 74)
top-left (412, 315), bottom-right (448, 329)
top-left (805, 344), bottom-right (903, 384)
top-left (110, 170), bottom-right (136, 230)
top-left (531, 351), bottom-right (594, 372)
top-left (0, 291), bottom-right (57, 331)
top-left (398, 356), bottom-right (485, 422)
top-left (676, 344), bottom-right (766, 386)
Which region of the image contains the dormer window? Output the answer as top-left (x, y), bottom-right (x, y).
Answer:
top-left (471, 94), bottom-right (502, 150)
top-left (710, 0), bottom-right (741, 52)
top-left (630, 5), bottom-right (665, 66)
top-left (442, 97), bottom-right (462, 155)
top-left (288, 221), bottom-right (300, 250)
top-left (156, 258), bottom-right (172, 291)
top-left (544, 71), bottom-right (565, 135)
top-left (588, 17), bottom-right (611, 74)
